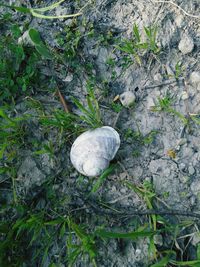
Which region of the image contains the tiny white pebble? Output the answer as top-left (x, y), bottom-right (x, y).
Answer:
top-left (188, 166), bottom-right (195, 175)
top-left (178, 34), bottom-right (194, 55)
top-left (181, 91), bottom-right (189, 100)
top-left (119, 91), bottom-right (136, 107)
top-left (190, 72), bottom-right (200, 85)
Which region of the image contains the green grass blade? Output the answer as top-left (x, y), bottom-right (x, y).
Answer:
top-left (133, 23), bottom-right (141, 42)
top-left (197, 244), bottom-right (200, 260)
top-left (150, 250), bottom-right (176, 267)
top-left (0, 4), bottom-right (31, 13)
top-left (28, 28), bottom-right (43, 45)
top-left (171, 260), bottom-right (200, 266)
top-left (91, 164), bottom-right (116, 193)
top-left (150, 258), bottom-right (170, 267)
top-left (190, 115), bottom-right (200, 125)
top-left (0, 143), bottom-right (7, 159)
top-left (44, 218), bottom-right (64, 225)
top-left (87, 95), bottom-right (96, 115)
top-left (71, 96), bottom-right (92, 117)
top-left (33, 0), bottom-right (66, 12)
top-left (31, 10), bottom-right (81, 19)
top-left (35, 44), bottom-right (52, 59)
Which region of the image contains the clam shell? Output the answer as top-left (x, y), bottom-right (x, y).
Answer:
top-left (70, 126), bottom-right (120, 176)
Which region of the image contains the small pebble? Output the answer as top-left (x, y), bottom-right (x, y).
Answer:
top-left (192, 232), bottom-right (200, 246)
top-left (119, 91), bottom-right (136, 107)
top-left (111, 185), bottom-right (117, 192)
top-left (190, 195), bottom-right (196, 206)
top-left (135, 249), bottom-right (142, 257)
top-left (190, 180), bottom-right (200, 196)
top-left (153, 234), bottom-right (163, 246)
top-left (177, 138), bottom-right (187, 146)
top-left (178, 34), bottom-right (194, 55)
top-left (147, 97), bottom-right (155, 110)
top-left (175, 145), bottom-right (180, 151)
top-left (190, 71), bottom-right (200, 84)
top-left (63, 73), bottom-right (73, 82)
top-left (190, 72), bottom-right (200, 90)
top-left (18, 30), bottom-right (33, 46)
top-left (120, 172), bottom-right (127, 179)
top-left (120, 188), bottom-right (127, 194)
top-left (179, 163), bottom-right (186, 171)
top-left (154, 73), bottom-right (162, 82)
top-left (188, 166), bottom-right (195, 175)
top-left (175, 14), bottom-right (184, 27)
top-left (181, 91), bottom-right (189, 100)
top-left (180, 175), bottom-right (189, 184)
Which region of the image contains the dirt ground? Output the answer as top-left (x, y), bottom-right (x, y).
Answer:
top-left (1, 0), bottom-right (200, 266)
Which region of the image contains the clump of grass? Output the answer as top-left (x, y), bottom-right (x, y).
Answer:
top-left (0, 22), bottom-right (40, 103)
top-left (67, 217), bottom-right (97, 267)
top-left (122, 181), bottom-right (200, 265)
top-left (0, 202), bottom-right (98, 267)
top-left (111, 102), bottom-right (123, 113)
top-left (0, 108), bottom-right (28, 160)
top-left (125, 128), bottom-right (158, 146)
top-left (40, 84), bottom-right (103, 138)
top-left (190, 114), bottom-right (200, 126)
top-left (40, 109), bottom-right (83, 136)
top-left (151, 94), bottom-right (188, 124)
top-left (124, 128), bottom-right (158, 157)
top-left (116, 23), bottom-right (160, 66)
top-left (71, 83), bottom-right (103, 129)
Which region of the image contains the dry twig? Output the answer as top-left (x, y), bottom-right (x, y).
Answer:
top-left (85, 197), bottom-right (200, 220)
top-left (154, 0), bottom-right (200, 19)
top-left (56, 88), bottom-right (70, 113)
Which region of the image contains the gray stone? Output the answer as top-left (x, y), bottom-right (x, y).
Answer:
top-left (154, 73), bottom-right (162, 82)
top-left (191, 180), bottom-right (200, 196)
top-left (190, 195), bottom-right (196, 206)
top-left (111, 185), bottom-right (117, 192)
top-left (160, 19), bottom-right (176, 47)
top-left (40, 153), bottom-right (54, 175)
top-left (177, 138), bottom-right (187, 146)
top-left (63, 73), bottom-right (73, 82)
top-left (146, 97), bottom-right (155, 110)
top-left (181, 91), bottom-right (189, 100)
top-left (18, 30), bottom-right (34, 46)
top-left (190, 72), bottom-right (200, 85)
top-left (175, 145), bottom-right (181, 151)
top-left (180, 175), bottom-right (189, 184)
top-left (119, 172), bottom-right (127, 179)
top-left (192, 232), bottom-right (200, 246)
top-left (188, 166), bottom-right (195, 175)
top-left (18, 156), bottom-right (46, 189)
top-left (179, 163), bottom-right (186, 171)
top-left (175, 14), bottom-right (184, 27)
top-left (178, 34), bottom-right (194, 55)
top-left (153, 234), bottom-right (163, 246)
top-left (120, 188), bottom-right (127, 194)
top-left (96, 47), bottom-right (110, 77)
top-left (190, 72), bottom-right (200, 91)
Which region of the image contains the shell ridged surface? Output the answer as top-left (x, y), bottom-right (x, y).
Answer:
top-left (70, 126), bottom-right (120, 177)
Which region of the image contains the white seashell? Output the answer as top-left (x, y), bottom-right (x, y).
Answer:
top-left (70, 126), bottom-right (120, 177)
top-left (119, 91), bottom-right (136, 107)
